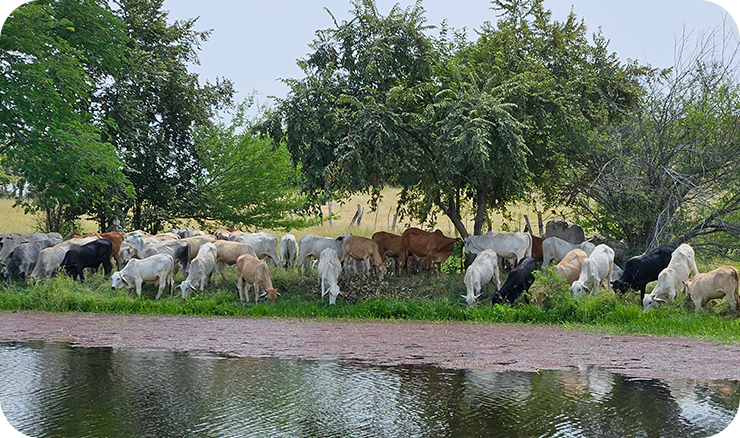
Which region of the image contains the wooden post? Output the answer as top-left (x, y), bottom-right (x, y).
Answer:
top-left (537, 213), bottom-right (544, 237)
top-left (524, 214), bottom-right (532, 234)
top-left (350, 204), bottom-right (363, 227)
top-left (328, 201), bottom-right (333, 227)
top-left (391, 205), bottom-right (399, 232)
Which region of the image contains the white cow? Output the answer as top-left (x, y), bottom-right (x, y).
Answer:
top-left (29, 237), bottom-right (98, 279)
top-left (297, 234), bottom-right (350, 275)
top-left (228, 231), bottom-right (281, 268)
top-left (318, 248), bottom-right (342, 305)
top-left (464, 232), bottom-right (532, 268)
top-left (643, 243), bottom-right (700, 312)
top-left (111, 253), bottom-right (175, 300)
top-left (463, 249), bottom-right (501, 307)
top-left (682, 265), bottom-right (739, 313)
top-left (179, 242), bottom-right (218, 298)
top-left (125, 235), bottom-right (190, 275)
top-left (541, 236), bottom-right (596, 269)
top-left (571, 244), bottom-right (615, 298)
top-left (280, 233), bottom-right (299, 270)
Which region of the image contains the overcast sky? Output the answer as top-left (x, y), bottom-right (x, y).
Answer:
top-left (152, 0), bottom-right (740, 117)
top-left (0, 0), bottom-right (738, 118)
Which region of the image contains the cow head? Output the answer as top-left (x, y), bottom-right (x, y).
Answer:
top-left (260, 288), bottom-right (280, 303)
top-left (682, 280), bottom-right (693, 297)
top-left (571, 281), bottom-right (589, 298)
top-left (491, 292), bottom-right (504, 305)
top-left (179, 280), bottom-right (197, 299)
top-left (323, 284), bottom-right (342, 305)
top-left (461, 293), bottom-right (482, 307)
top-left (611, 279), bottom-right (625, 294)
top-left (642, 293), bottom-right (666, 313)
top-left (110, 272), bottom-right (129, 290)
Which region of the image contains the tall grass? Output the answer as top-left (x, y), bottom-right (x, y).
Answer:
top-left (1, 266), bottom-right (739, 344)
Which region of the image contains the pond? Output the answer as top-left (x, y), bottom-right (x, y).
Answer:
top-left (0, 341), bottom-right (738, 438)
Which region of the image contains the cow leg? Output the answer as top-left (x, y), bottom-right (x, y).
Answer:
top-left (253, 283), bottom-right (260, 304)
top-left (425, 255), bottom-right (433, 276)
top-left (136, 279), bottom-right (144, 299)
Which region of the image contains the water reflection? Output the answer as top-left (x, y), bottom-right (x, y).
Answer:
top-left (0, 341), bottom-right (738, 438)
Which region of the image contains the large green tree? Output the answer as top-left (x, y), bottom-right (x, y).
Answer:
top-left (270, 0), bottom-right (639, 237)
top-left (0, 0), bottom-right (131, 233)
top-left (103, 0), bottom-right (234, 233)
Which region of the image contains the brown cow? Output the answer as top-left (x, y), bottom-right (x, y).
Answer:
top-left (372, 231), bottom-right (402, 274)
top-left (531, 235), bottom-right (543, 263)
top-left (398, 228), bottom-right (461, 276)
top-left (235, 254), bottom-right (279, 303)
top-left (342, 235), bottom-right (387, 280)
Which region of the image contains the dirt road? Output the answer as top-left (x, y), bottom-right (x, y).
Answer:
top-left (1, 311), bottom-right (738, 381)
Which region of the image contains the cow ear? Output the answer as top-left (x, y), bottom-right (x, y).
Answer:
top-left (189, 283), bottom-right (196, 291)
top-left (654, 297), bottom-right (667, 304)
top-left (121, 276), bottom-right (130, 287)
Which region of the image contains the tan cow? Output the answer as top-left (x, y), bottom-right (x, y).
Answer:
top-left (554, 248), bottom-right (589, 285)
top-left (342, 235), bottom-right (387, 280)
top-left (235, 254), bottom-right (279, 303)
top-left (372, 231), bottom-right (402, 274)
top-left (682, 265), bottom-right (739, 313)
top-left (213, 240), bottom-right (258, 286)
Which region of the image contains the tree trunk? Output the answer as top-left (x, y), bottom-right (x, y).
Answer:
top-left (472, 186), bottom-right (490, 236)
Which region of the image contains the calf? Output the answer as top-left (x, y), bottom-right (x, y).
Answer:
top-left (280, 233), bottom-right (299, 270)
top-left (60, 239), bottom-right (113, 282)
top-left (643, 243), bottom-right (700, 312)
top-left (571, 244), bottom-right (615, 298)
top-left (213, 240), bottom-right (258, 285)
top-left (554, 248), bottom-right (588, 285)
top-left (342, 235), bottom-right (387, 280)
top-left (235, 254), bottom-right (279, 303)
top-left (318, 248), bottom-right (342, 305)
top-left (111, 253), bottom-right (175, 299)
top-left (491, 257), bottom-right (537, 305)
top-left (179, 242), bottom-right (218, 298)
top-left (682, 265), bottom-right (739, 313)
top-left (612, 244), bottom-right (676, 303)
top-left (463, 249), bottom-right (501, 307)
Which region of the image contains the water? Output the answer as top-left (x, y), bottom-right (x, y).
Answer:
top-left (0, 341), bottom-right (738, 438)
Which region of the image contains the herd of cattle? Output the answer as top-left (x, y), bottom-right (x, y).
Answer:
top-left (0, 219), bottom-right (738, 314)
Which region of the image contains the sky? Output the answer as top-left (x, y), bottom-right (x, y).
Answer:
top-left (0, 0), bottom-right (738, 119)
top-left (153, 0), bottom-right (740, 118)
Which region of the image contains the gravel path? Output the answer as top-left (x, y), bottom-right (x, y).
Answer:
top-left (1, 311), bottom-right (739, 381)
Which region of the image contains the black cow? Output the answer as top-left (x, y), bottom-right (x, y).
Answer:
top-left (60, 239), bottom-right (113, 282)
top-left (611, 243), bottom-right (676, 303)
top-left (491, 257), bottom-right (537, 305)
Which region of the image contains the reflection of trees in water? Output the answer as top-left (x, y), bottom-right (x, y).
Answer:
top-left (3, 343), bottom-right (739, 438)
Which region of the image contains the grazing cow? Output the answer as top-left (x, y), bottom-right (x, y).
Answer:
top-left (235, 254), bottom-right (279, 303)
top-left (297, 234), bottom-right (350, 275)
top-left (463, 249), bottom-right (501, 307)
top-left (29, 236), bottom-right (99, 279)
top-left (544, 219), bottom-right (585, 244)
top-left (642, 243), bottom-right (700, 312)
top-left (571, 244), bottom-right (615, 298)
top-left (2, 238), bottom-right (62, 282)
top-left (111, 253), bottom-right (175, 299)
top-left (372, 231), bottom-right (403, 274)
top-left (342, 235), bottom-right (387, 280)
top-left (611, 244), bottom-right (676, 303)
top-left (399, 228), bottom-right (460, 276)
top-left (125, 235), bottom-right (190, 275)
top-left (491, 257), bottom-right (537, 305)
top-left (60, 239), bottom-right (113, 282)
top-left (0, 232), bottom-right (62, 265)
top-left (179, 242), bottom-right (218, 298)
top-left (554, 248), bottom-right (588, 285)
top-left (682, 265), bottom-right (739, 313)
top-left (588, 235), bottom-right (629, 266)
top-left (228, 231), bottom-right (281, 268)
top-left (541, 237), bottom-right (596, 269)
top-left (464, 232), bottom-right (532, 269)
top-left (213, 240), bottom-right (258, 285)
top-left (280, 234), bottom-right (299, 270)
top-left (182, 235), bottom-right (217, 262)
top-left (318, 248), bottom-right (342, 305)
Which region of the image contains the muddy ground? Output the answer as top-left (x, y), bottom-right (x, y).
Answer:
top-left (1, 311), bottom-right (739, 381)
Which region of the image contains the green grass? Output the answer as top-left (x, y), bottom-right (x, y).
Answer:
top-left (1, 264), bottom-right (739, 344)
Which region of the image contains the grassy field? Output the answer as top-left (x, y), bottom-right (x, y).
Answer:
top-left (0, 189), bottom-right (550, 240)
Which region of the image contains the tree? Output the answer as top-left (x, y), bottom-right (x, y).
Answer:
top-left (565, 23), bottom-right (740, 256)
top-left (270, 0), bottom-right (639, 237)
top-left (0, 0), bottom-right (132, 233)
top-left (189, 100), bottom-right (313, 231)
top-left (103, 0), bottom-right (234, 233)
